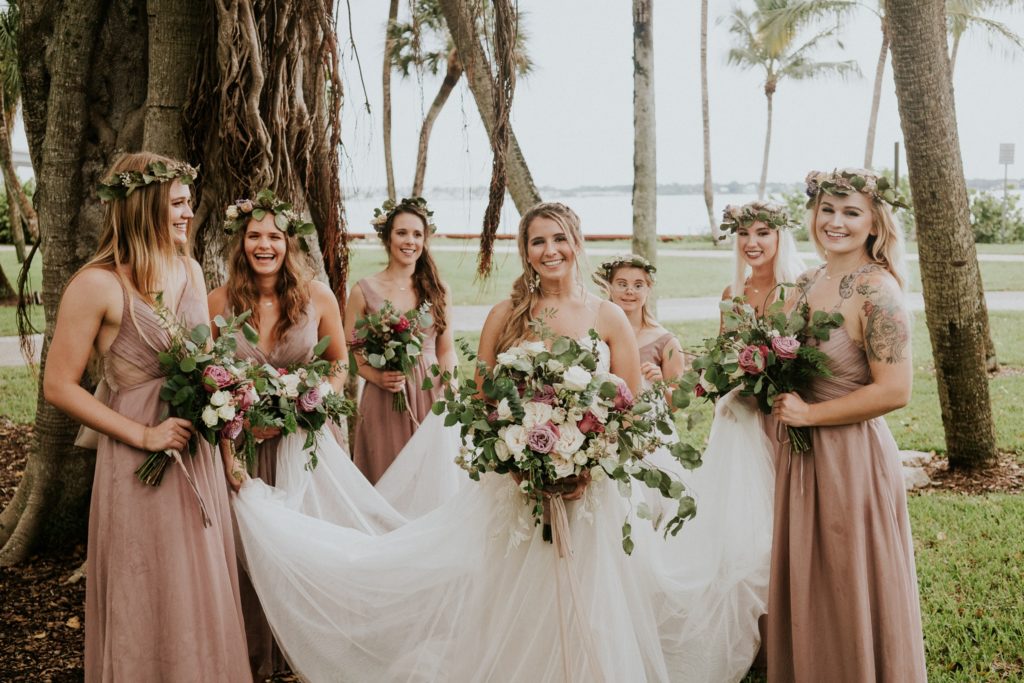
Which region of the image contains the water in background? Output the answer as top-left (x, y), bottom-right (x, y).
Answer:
top-left (344, 192), bottom-right (762, 237)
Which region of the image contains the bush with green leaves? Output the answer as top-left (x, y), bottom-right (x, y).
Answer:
top-left (969, 189), bottom-right (1024, 244)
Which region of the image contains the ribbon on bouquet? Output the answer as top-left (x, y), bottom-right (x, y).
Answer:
top-left (402, 384), bottom-right (421, 429)
top-left (775, 420), bottom-right (807, 496)
top-left (167, 448), bottom-right (212, 528)
top-left (547, 495), bottom-right (608, 683)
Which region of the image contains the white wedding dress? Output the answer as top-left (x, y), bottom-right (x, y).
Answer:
top-left (232, 342), bottom-right (775, 682)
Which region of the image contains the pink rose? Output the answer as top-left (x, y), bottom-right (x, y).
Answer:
top-left (297, 386), bottom-right (323, 412)
top-left (771, 335), bottom-right (801, 360)
top-left (738, 344), bottom-right (770, 375)
top-left (532, 385), bottom-right (557, 405)
top-left (220, 414), bottom-right (244, 440)
top-left (393, 316), bottom-right (411, 333)
top-left (526, 422), bottom-right (560, 454)
top-left (577, 410), bottom-right (605, 435)
top-left (202, 365), bottom-right (233, 392)
top-left (613, 383), bottom-right (634, 411)
top-left (235, 384), bottom-right (257, 410)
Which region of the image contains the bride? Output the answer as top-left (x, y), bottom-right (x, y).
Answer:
top-left (232, 202), bottom-right (775, 682)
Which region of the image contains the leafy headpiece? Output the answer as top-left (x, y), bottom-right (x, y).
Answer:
top-left (593, 254), bottom-right (657, 286)
top-left (370, 196), bottom-right (437, 235)
top-left (223, 189), bottom-right (316, 247)
top-left (719, 201), bottom-right (795, 238)
top-left (804, 168), bottom-right (907, 210)
top-left (96, 160), bottom-right (198, 201)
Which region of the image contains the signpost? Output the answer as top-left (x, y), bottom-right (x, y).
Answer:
top-left (999, 143), bottom-right (1015, 242)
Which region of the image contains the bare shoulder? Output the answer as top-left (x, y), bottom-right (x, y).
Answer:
top-left (68, 265), bottom-right (120, 294)
top-left (721, 284), bottom-right (733, 300)
top-left (60, 267), bottom-right (121, 320)
top-left (853, 269), bottom-right (910, 364)
top-left (484, 298), bottom-right (514, 327)
top-left (207, 285), bottom-right (228, 316)
top-left (596, 298), bottom-right (630, 335)
top-left (309, 279), bottom-right (339, 305)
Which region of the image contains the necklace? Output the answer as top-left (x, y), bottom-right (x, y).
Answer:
top-left (260, 299), bottom-right (275, 307)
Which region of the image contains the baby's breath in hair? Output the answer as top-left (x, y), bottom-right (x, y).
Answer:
top-left (223, 189), bottom-right (316, 250)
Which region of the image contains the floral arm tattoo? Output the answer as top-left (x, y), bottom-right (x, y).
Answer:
top-left (855, 280), bottom-right (910, 364)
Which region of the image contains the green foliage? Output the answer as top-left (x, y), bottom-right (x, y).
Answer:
top-left (0, 180), bottom-right (37, 245)
top-left (968, 189), bottom-right (1024, 244)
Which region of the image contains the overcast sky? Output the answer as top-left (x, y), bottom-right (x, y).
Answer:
top-left (337, 1), bottom-right (1024, 193)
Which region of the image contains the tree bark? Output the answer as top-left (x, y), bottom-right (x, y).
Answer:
top-left (436, 0), bottom-right (541, 214)
top-left (700, 0), bottom-right (719, 243)
top-left (383, 0), bottom-right (398, 201)
top-left (0, 91), bottom-right (28, 262)
top-left (758, 85), bottom-right (774, 201)
top-left (143, 0), bottom-right (202, 158)
top-left (0, 260), bottom-right (15, 302)
top-left (632, 0), bottom-right (657, 264)
top-left (888, 0), bottom-right (997, 468)
top-left (412, 49), bottom-right (462, 197)
top-left (864, 18), bottom-right (889, 169)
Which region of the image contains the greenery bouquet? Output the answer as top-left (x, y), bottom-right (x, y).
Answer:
top-left (350, 300), bottom-right (433, 413)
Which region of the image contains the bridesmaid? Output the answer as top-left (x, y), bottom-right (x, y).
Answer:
top-left (208, 190), bottom-right (348, 679)
top-left (593, 254), bottom-right (684, 389)
top-left (769, 169), bottom-right (926, 681)
top-left (720, 200), bottom-right (806, 318)
top-left (345, 197), bottom-right (457, 484)
top-left (43, 152), bottom-right (250, 681)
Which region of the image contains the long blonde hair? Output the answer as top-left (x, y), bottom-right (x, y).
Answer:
top-left (494, 202), bottom-right (587, 354)
top-left (808, 194), bottom-right (908, 290)
top-left (731, 223), bottom-right (806, 298)
top-left (225, 214), bottom-right (314, 342)
top-left (86, 151), bottom-right (189, 301)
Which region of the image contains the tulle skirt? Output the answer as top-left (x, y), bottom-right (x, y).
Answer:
top-left (232, 390), bottom-right (775, 682)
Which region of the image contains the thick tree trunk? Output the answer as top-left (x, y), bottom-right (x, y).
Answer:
top-left (383, 0), bottom-right (398, 201)
top-left (412, 50), bottom-right (462, 197)
top-left (143, 0), bottom-right (202, 158)
top-left (700, 0), bottom-right (719, 243)
top-left (758, 87), bottom-right (774, 200)
top-left (632, 0), bottom-right (657, 263)
top-left (436, 0), bottom-right (541, 214)
top-left (864, 19), bottom-right (889, 169)
top-left (888, 0), bottom-right (997, 468)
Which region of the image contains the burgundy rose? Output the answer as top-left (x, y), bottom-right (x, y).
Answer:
top-left (577, 410), bottom-right (605, 435)
top-left (526, 422), bottom-right (560, 454)
top-left (771, 335), bottom-right (801, 360)
top-left (738, 344), bottom-right (770, 375)
top-left (487, 410), bottom-right (499, 423)
top-left (220, 414), bottom-right (244, 441)
top-left (297, 386), bottom-right (323, 413)
top-left (202, 365), bottom-right (233, 392)
top-left (393, 315), bottom-right (411, 333)
top-left (694, 383), bottom-right (706, 398)
top-left (532, 384), bottom-right (557, 405)
top-left (612, 383), bottom-right (634, 411)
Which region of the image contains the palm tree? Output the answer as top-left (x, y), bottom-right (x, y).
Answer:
top-left (948, 0), bottom-right (1024, 72)
top-left (633, 0), bottom-right (657, 264)
top-left (388, 0), bottom-right (532, 197)
top-left (382, 0), bottom-right (400, 201)
top-left (700, 0), bottom-right (722, 242)
top-left (727, 0), bottom-right (860, 199)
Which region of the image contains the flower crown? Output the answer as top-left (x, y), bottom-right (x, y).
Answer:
top-left (719, 201), bottom-right (795, 238)
top-left (96, 160), bottom-right (198, 201)
top-left (594, 254), bottom-right (657, 285)
top-left (223, 189), bottom-right (316, 243)
top-left (805, 168), bottom-right (908, 210)
top-left (370, 196), bottom-right (437, 235)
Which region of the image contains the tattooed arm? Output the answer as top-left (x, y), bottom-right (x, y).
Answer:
top-left (773, 270), bottom-right (912, 427)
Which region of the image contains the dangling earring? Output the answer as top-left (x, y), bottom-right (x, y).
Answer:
top-left (527, 271), bottom-right (540, 293)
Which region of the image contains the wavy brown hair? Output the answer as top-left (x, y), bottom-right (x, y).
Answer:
top-left (494, 202), bottom-right (586, 354)
top-left (225, 214), bottom-right (314, 342)
top-left (380, 205), bottom-right (448, 335)
top-left (86, 151), bottom-right (189, 301)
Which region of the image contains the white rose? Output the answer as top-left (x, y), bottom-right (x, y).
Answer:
top-left (551, 407), bottom-right (567, 424)
top-left (554, 423), bottom-right (586, 458)
top-left (501, 425), bottom-right (528, 454)
top-left (552, 455), bottom-right (576, 479)
top-left (588, 401), bottom-right (609, 422)
top-left (496, 352), bottom-right (517, 367)
top-left (226, 204), bottom-right (240, 219)
top-left (522, 402), bottom-right (553, 429)
top-left (281, 374), bottom-right (301, 398)
top-left (573, 450), bottom-right (589, 465)
top-left (494, 439), bottom-right (512, 462)
top-left (216, 404), bottom-right (236, 422)
top-left (209, 390), bottom-right (229, 407)
top-left (567, 406), bottom-right (584, 423)
top-left (522, 340), bottom-right (547, 356)
top-left (699, 374), bottom-right (716, 394)
top-left (496, 398), bottom-right (513, 421)
top-left (546, 359), bottom-right (564, 373)
top-left (561, 366), bottom-right (592, 392)
top-left (201, 406), bottom-right (219, 428)
top-left (318, 381), bottom-right (333, 396)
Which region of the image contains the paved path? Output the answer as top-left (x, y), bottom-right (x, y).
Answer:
top-left (5, 290), bottom-right (1024, 367)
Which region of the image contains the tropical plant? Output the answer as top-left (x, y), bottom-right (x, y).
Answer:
top-left (726, 0), bottom-right (861, 199)
top-left (700, 0), bottom-right (721, 242)
top-left (968, 189), bottom-right (1024, 243)
top-left (947, 0), bottom-right (1024, 73)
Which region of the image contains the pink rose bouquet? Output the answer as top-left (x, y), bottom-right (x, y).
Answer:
top-left (350, 300), bottom-right (433, 413)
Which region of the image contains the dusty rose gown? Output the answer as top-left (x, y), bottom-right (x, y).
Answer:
top-left (84, 274), bottom-right (250, 682)
top-left (638, 330), bottom-right (676, 371)
top-left (231, 300), bottom-right (320, 679)
top-left (767, 326), bottom-right (926, 682)
top-left (352, 278), bottom-right (442, 484)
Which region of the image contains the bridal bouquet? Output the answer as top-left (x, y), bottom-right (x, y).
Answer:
top-left (239, 337), bottom-right (355, 471)
top-left (137, 302), bottom-right (259, 486)
top-left (350, 300), bottom-right (433, 413)
top-left (433, 324), bottom-right (702, 554)
top-left (674, 290), bottom-right (842, 453)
